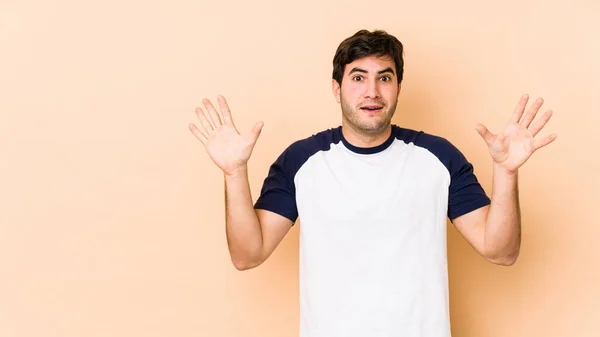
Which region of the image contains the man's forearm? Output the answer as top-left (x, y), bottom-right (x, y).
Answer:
top-left (223, 166), bottom-right (264, 269)
top-left (484, 163), bottom-right (521, 265)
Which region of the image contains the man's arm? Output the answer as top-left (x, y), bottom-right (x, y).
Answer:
top-left (453, 93), bottom-right (556, 266)
top-left (453, 163), bottom-right (520, 266)
top-left (224, 165), bottom-right (292, 271)
top-left (188, 95), bottom-right (293, 271)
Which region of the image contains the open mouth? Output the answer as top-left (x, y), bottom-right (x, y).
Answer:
top-left (360, 105), bottom-right (383, 113)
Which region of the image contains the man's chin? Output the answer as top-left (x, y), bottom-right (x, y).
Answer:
top-left (355, 121), bottom-right (391, 134)
top-left (342, 111), bottom-right (393, 134)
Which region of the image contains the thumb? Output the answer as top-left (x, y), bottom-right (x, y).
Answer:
top-left (475, 123), bottom-right (494, 146)
top-left (250, 121), bottom-right (264, 142)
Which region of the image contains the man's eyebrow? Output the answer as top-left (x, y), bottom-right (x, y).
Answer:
top-left (378, 67), bottom-right (395, 75)
top-left (348, 67), bottom-right (368, 74)
top-left (348, 67), bottom-right (395, 75)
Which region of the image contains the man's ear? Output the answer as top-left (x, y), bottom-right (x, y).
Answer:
top-left (332, 79), bottom-right (341, 103)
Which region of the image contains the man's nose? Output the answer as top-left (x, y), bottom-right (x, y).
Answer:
top-left (364, 80), bottom-right (381, 98)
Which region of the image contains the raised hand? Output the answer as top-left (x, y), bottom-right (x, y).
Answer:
top-left (475, 94), bottom-right (557, 173)
top-left (189, 95), bottom-right (264, 175)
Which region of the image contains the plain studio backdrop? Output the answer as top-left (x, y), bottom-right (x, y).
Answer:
top-left (1, 0), bottom-right (598, 336)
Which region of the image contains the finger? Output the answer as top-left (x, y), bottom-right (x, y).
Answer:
top-left (251, 121), bottom-right (264, 142)
top-left (475, 123), bottom-right (495, 146)
top-left (529, 109), bottom-right (553, 137)
top-left (188, 123), bottom-right (208, 144)
top-left (509, 94), bottom-right (529, 124)
top-left (202, 99), bottom-right (223, 128)
top-left (196, 107), bottom-right (214, 135)
top-left (533, 133), bottom-right (557, 151)
top-left (218, 95), bottom-right (235, 126)
top-left (520, 97), bottom-right (544, 128)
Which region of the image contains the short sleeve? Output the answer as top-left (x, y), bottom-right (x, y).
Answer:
top-left (254, 147), bottom-right (299, 224)
top-left (447, 145), bottom-right (491, 221)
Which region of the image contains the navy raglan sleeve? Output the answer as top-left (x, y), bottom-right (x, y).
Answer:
top-left (446, 142), bottom-right (491, 221)
top-left (254, 145), bottom-right (299, 224)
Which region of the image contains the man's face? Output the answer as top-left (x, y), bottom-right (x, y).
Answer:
top-left (332, 55), bottom-right (401, 135)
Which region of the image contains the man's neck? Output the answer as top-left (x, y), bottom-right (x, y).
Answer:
top-left (341, 123), bottom-right (392, 148)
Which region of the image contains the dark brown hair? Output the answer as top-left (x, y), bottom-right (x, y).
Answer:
top-left (332, 29), bottom-right (404, 85)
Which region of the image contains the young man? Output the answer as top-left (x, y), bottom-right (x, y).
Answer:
top-left (189, 30), bottom-right (556, 337)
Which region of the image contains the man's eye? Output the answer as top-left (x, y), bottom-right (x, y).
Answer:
top-left (381, 76), bottom-right (391, 81)
top-left (353, 76), bottom-right (363, 81)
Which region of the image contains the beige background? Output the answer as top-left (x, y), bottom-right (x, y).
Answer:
top-left (1, 0), bottom-right (598, 336)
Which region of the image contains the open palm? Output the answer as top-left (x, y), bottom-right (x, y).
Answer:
top-left (189, 95), bottom-right (264, 175)
top-left (476, 94), bottom-right (557, 172)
